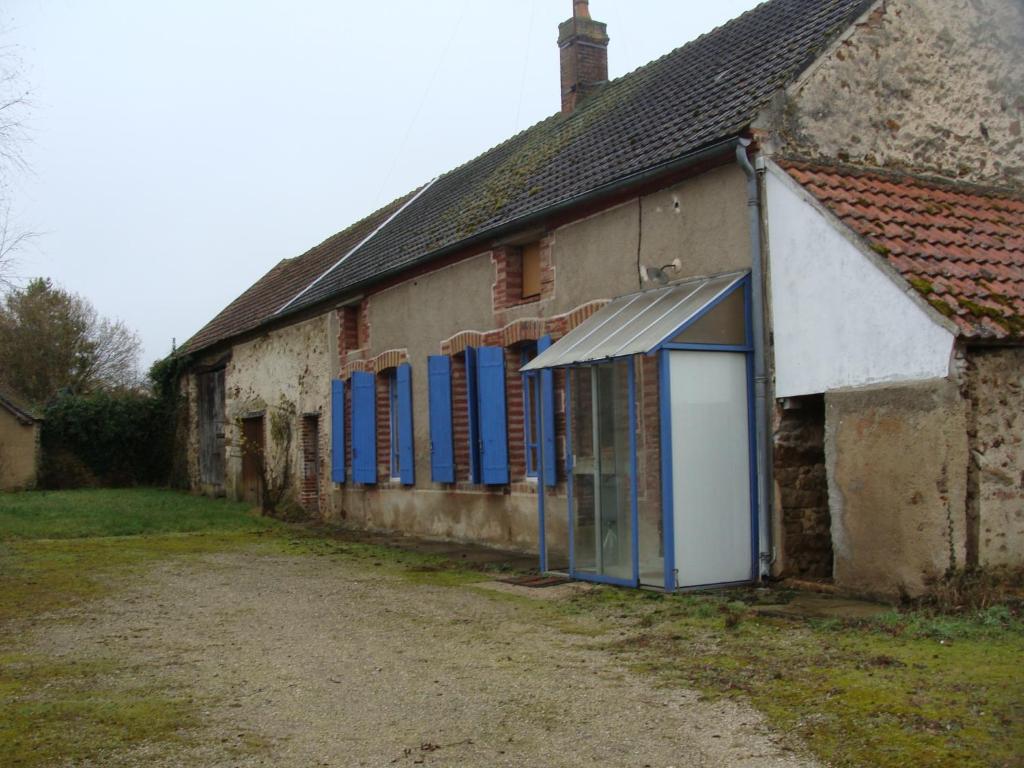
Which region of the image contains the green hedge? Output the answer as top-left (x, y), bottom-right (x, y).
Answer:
top-left (40, 391), bottom-right (176, 488)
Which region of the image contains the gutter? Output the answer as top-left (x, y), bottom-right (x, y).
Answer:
top-left (735, 138), bottom-right (773, 579)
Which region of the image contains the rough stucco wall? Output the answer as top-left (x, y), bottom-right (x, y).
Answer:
top-left (369, 252), bottom-right (496, 492)
top-left (826, 379), bottom-right (968, 598)
top-left (966, 346), bottom-right (1024, 567)
top-left (223, 315), bottom-right (332, 508)
top-left (781, 0), bottom-right (1024, 186)
top-left (334, 165), bottom-right (750, 551)
top-left (640, 164), bottom-right (751, 279)
top-left (0, 410), bottom-right (39, 490)
top-left (550, 199), bottom-right (642, 309)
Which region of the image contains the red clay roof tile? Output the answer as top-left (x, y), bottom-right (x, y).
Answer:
top-left (782, 161), bottom-right (1024, 341)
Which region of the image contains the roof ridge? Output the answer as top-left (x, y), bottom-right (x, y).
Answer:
top-left (778, 155), bottom-right (1024, 203)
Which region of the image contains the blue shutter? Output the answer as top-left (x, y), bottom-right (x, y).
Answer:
top-left (428, 355), bottom-right (455, 483)
top-left (396, 363), bottom-right (414, 485)
top-left (476, 346), bottom-right (509, 485)
top-left (351, 371), bottom-right (377, 484)
top-left (331, 378), bottom-right (346, 483)
top-left (465, 347), bottom-right (481, 484)
top-left (537, 335), bottom-right (557, 487)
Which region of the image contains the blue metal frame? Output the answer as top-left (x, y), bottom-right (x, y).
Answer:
top-left (648, 274), bottom-right (751, 356)
top-left (520, 348), bottom-right (540, 479)
top-left (565, 368), bottom-right (575, 576)
top-left (661, 343), bottom-right (752, 353)
top-left (658, 276), bottom-right (759, 591)
top-left (564, 361), bottom-right (639, 589)
top-left (658, 348), bottom-right (676, 592)
top-left (628, 356), bottom-right (640, 586)
top-left (535, 273), bottom-right (759, 591)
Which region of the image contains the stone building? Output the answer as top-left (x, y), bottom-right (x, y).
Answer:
top-left (0, 383), bottom-right (42, 491)
top-left (179, 0), bottom-right (1024, 598)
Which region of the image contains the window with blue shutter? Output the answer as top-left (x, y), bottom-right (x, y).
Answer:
top-left (396, 363), bottom-right (414, 485)
top-left (351, 370), bottom-right (377, 484)
top-left (465, 347), bottom-right (482, 484)
top-left (476, 346), bottom-right (509, 485)
top-left (428, 356), bottom-right (455, 483)
top-left (537, 335), bottom-right (557, 487)
top-left (331, 379), bottom-right (345, 483)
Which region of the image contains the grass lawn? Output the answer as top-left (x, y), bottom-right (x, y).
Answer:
top-left (1, 487), bottom-right (1022, 767)
top-left (0, 487), bottom-right (268, 539)
top-left (551, 587), bottom-right (1024, 768)
top-left (0, 488), bottom-right (285, 766)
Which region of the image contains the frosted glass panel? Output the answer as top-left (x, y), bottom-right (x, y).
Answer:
top-left (669, 351), bottom-right (752, 587)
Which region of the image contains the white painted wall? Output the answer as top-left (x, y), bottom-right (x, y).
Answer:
top-left (765, 166), bottom-right (955, 398)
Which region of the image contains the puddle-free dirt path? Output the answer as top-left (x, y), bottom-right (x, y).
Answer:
top-left (39, 551), bottom-right (816, 767)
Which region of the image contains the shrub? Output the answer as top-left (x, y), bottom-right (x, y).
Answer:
top-left (40, 390), bottom-right (175, 487)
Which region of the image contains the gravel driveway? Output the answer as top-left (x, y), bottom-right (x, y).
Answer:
top-left (36, 550), bottom-right (817, 767)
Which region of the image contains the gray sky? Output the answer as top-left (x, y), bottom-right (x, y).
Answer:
top-left (9, 0), bottom-right (761, 366)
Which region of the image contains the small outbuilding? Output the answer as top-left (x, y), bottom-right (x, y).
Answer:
top-left (0, 383), bottom-right (42, 491)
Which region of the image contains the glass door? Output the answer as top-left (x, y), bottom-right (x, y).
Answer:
top-left (569, 361), bottom-right (636, 585)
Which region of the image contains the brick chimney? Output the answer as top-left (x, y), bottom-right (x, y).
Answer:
top-left (558, 0), bottom-right (609, 114)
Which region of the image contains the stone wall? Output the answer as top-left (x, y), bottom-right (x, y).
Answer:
top-left (779, 0), bottom-right (1024, 186)
top-left (774, 395), bottom-right (832, 579)
top-left (221, 315), bottom-right (334, 512)
top-left (965, 346), bottom-right (1024, 568)
top-left (825, 378), bottom-right (968, 598)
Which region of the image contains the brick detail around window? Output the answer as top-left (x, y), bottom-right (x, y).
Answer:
top-left (345, 382), bottom-right (353, 482)
top-left (337, 299), bottom-right (371, 373)
top-left (452, 353), bottom-right (470, 482)
top-left (440, 300), bottom-right (608, 357)
top-left (338, 349), bottom-right (409, 381)
top-left (491, 238), bottom-right (555, 315)
top-left (300, 414), bottom-right (321, 515)
top-left (338, 305), bottom-right (359, 357)
top-left (637, 355), bottom-right (661, 509)
top-left (505, 347), bottom-right (527, 482)
top-left (376, 373), bottom-right (391, 482)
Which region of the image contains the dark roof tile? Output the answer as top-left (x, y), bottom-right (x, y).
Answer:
top-left (184, 0), bottom-right (873, 353)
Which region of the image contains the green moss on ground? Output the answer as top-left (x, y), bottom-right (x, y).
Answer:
top-left (0, 489), bottom-right (289, 767)
top-left (3, 489), bottom-right (1021, 767)
top-left (548, 587), bottom-right (1024, 768)
top-left (0, 654), bottom-right (194, 767)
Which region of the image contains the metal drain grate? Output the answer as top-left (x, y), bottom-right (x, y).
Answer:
top-left (497, 575), bottom-right (571, 589)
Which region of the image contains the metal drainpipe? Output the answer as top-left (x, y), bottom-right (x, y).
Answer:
top-left (736, 138), bottom-right (772, 579)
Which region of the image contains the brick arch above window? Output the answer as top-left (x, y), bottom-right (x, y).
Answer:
top-left (438, 300), bottom-right (610, 357)
top-left (339, 348), bottom-right (409, 380)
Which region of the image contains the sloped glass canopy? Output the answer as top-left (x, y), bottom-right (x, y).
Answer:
top-left (521, 271), bottom-right (747, 372)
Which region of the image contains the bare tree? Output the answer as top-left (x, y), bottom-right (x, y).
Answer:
top-left (0, 30), bottom-right (34, 290)
top-left (0, 278), bottom-right (142, 403)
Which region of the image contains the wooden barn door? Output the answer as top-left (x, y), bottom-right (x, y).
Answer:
top-left (241, 416), bottom-right (265, 505)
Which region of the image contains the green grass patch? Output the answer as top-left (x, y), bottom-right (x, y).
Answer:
top-left (0, 488), bottom-right (289, 766)
top-left (0, 488), bottom-right (269, 540)
top-left (0, 653), bottom-right (194, 767)
top-left (554, 587), bottom-right (1024, 768)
